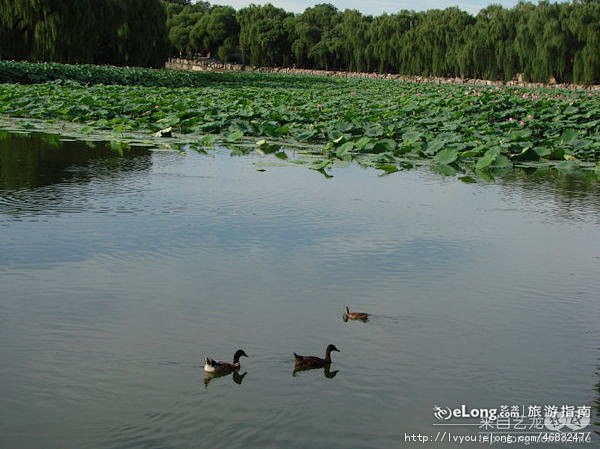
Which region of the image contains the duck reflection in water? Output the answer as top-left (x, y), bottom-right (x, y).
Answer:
top-left (292, 363), bottom-right (338, 379)
top-left (204, 370), bottom-right (248, 388)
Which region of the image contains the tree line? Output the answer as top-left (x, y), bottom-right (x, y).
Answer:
top-left (165, 0), bottom-right (599, 84)
top-left (1, 1), bottom-right (598, 84)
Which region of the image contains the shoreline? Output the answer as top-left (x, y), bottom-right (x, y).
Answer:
top-left (166, 58), bottom-right (600, 91)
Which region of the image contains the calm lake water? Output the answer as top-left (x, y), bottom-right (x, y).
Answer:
top-left (1, 132), bottom-right (598, 449)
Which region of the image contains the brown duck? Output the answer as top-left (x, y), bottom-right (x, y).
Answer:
top-left (204, 349), bottom-right (248, 373)
top-left (294, 344), bottom-right (340, 368)
top-left (343, 306), bottom-right (369, 321)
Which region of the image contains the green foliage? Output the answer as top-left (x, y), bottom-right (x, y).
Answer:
top-left (160, 1), bottom-right (599, 83)
top-left (0, 0), bottom-right (169, 68)
top-left (1, 62), bottom-right (598, 180)
top-left (2, 1), bottom-right (597, 80)
top-left (190, 6), bottom-right (238, 58)
top-left (237, 4), bottom-right (294, 67)
top-left (460, 5), bottom-right (519, 80)
top-left (290, 4), bottom-right (341, 69)
top-left (167, 2), bottom-right (211, 58)
top-left (0, 60), bottom-right (340, 87)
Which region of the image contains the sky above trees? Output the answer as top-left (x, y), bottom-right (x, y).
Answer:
top-left (210, 0), bottom-right (523, 15)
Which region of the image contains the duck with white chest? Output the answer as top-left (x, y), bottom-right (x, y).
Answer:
top-left (204, 349), bottom-right (248, 373)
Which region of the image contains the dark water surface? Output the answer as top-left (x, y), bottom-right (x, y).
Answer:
top-left (1, 132), bottom-right (598, 449)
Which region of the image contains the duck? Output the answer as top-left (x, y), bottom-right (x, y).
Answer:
top-left (204, 349), bottom-right (248, 373)
top-left (343, 305), bottom-right (369, 321)
top-left (294, 344), bottom-right (339, 368)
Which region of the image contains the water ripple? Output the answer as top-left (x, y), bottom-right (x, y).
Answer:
top-left (1, 134), bottom-right (599, 449)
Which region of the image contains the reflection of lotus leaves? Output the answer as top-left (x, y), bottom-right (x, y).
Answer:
top-left (433, 406), bottom-right (452, 420)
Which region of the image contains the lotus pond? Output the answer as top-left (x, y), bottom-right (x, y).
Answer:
top-left (0, 62), bottom-right (599, 181)
top-left (0, 129), bottom-right (599, 449)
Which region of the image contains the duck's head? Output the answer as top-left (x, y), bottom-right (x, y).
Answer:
top-left (343, 306), bottom-right (350, 314)
top-left (233, 349), bottom-right (248, 363)
top-left (326, 344), bottom-right (340, 353)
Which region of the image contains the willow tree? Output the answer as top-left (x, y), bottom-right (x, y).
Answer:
top-left (166, 2), bottom-right (209, 58)
top-left (366, 12), bottom-right (417, 73)
top-left (459, 5), bottom-right (519, 80)
top-left (0, 0), bottom-right (110, 62)
top-left (399, 8), bottom-right (473, 77)
top-left (331, 9), bottom-right (372, 72)
top-left (514, 1), bottom-right (573, 82)
top-left (568, 1), bottom-right (600, 84)
top-left (307, 27), bottom-right (345, 70)
top-left (289, 4), bottom-right (341, 68)
top-left (190, 6), bottom-right (239, 60)
top-left (0, 0), bottom-right (169, 67)
top-left (117, 0), bottom-right (170, 68)
top-left (237, 4), bottom-right (293, 67)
